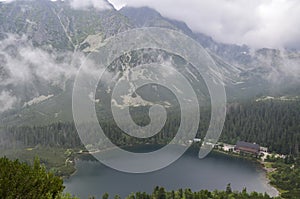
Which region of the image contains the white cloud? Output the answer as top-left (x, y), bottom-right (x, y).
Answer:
top-left (0, 0), bottom-right (15, 3)
top-left (69, 0), bottom-right (111, 10)
top-left (0, 91), bottom-right (17, 112)
top-left (0, 0), bottom-right (112, 10)
top-left (2, 0), bottom-right (299, 49)
top-left (0, 34), bottom-right (79, 87)
top-left (109, 0), bottom-right (300, 49)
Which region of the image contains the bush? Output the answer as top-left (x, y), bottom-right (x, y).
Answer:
top-left (0, 157), bottom-right (74, 199)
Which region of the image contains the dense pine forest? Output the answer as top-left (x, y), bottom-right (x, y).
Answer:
top-left (222, 99), bottom-right (300, 154)
top-left (1, 100), bottom-right (299, 155)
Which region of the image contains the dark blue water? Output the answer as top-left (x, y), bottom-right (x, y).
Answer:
top-left (64, 146), bottom-right (278, 198)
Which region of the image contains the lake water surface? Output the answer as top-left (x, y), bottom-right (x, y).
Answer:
top-left (64, 145), bottom-right (278, 198)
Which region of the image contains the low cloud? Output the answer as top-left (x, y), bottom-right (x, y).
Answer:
top-left (0, 33), bottom-right (107, 112)
top-left (68, 0), bottom-right (112, 10)
top-left (2, 0), bottom-right (299, 49)
top-left (267, 51), bottom-right (300, 83)
top-left (0, 34), bottom-right (79, 87)
top-left (0, 0), bottom-right (112, 10)
top-left (0, 34), bottom-right (87, 112)
top-left (0, 0), bottom-right (16, 3)
top-left (109, 0), bottom-right (300, 50)
top-left (0, 91), bottom-right (17, 112)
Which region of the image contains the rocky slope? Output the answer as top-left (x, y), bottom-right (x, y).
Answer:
top-left (0, 1), bottom-right (299, 125)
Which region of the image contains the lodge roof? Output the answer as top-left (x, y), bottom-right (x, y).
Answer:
top-left (236, 141), bottom-right (260, 150)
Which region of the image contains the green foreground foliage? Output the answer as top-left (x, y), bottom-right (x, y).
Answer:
top-left (0, 147), bottom-right (76, 177)
top-left (0, 157), bottom-right (78, 199)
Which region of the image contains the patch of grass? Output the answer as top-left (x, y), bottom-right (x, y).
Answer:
top-left (263, 162), bottom-right (274, 168)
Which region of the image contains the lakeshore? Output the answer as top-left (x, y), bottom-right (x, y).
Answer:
top-left (65, 144), bottom-right (280, 198)
top-left (212, 148), bottom-right (280, 197)
top-left (64, 142), bottom-right (283, 198)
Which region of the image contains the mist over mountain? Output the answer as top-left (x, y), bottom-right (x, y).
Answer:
top-left (109, 0), bottom-right (300, 50)
top-left (0, 0), bottom-right (299, 125)
top-left (121, 6), bottom-right (300, 84)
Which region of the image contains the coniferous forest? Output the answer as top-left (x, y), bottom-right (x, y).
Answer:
top-left (1, 100), bottom-right (299, 155)
top-left (1, 0), bottom-right (300, 198)
top-left (1, 99), bottom-right (300, 199)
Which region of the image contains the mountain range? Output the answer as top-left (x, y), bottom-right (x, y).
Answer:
top-left (0, 0), bottom-right (299, 126)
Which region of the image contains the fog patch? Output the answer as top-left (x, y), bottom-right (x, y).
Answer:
top-left (0, 91), bottom-right (18, 112)
top-left (69, 0), bottom-right (112, 10)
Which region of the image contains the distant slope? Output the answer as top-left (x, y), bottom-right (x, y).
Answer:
top-left (0, 0), bottom-right (133, 51)
top-left (0, 2), bottom-right (299, 126)
top-left (120, 6), bottom-right (300, 98)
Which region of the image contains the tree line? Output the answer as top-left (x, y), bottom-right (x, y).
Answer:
top-left (1, 100), bottom-right (299, 155)
top-left (221, 100), bottom-right (300, 155)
